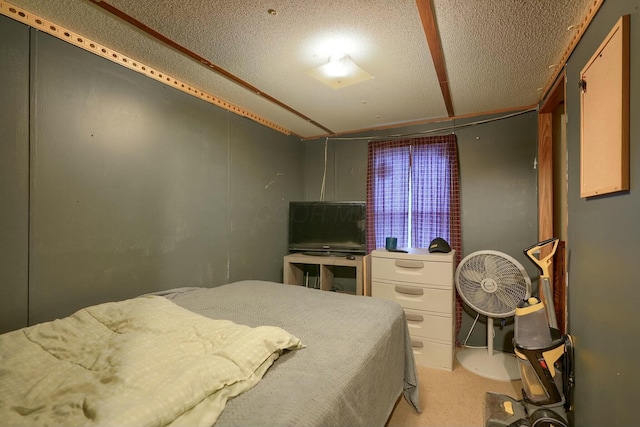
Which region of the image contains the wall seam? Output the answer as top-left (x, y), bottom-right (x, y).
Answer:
top-left (26, 26), bottom-right (35, 326)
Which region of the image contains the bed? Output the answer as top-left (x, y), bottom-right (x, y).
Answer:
top-left (0, 280), bottom-right (420, 426)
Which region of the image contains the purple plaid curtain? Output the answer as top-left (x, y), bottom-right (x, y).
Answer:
top-left (411, 136), bottom-right (459, 250)
top-left (366, 140), bottom-right (411, 252)
top-left (366, 134), bottom-right (460, 258)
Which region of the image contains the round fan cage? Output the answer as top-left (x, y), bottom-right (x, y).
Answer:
top-left (456, 250), bottom-right (531, 317)
top-left (455, 250), bottom-right (531, 381)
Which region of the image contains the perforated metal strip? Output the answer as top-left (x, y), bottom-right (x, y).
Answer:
top-left (0, 0), bottom-right (291, 135)
top-left (540, 0), bottom-right (604, 100)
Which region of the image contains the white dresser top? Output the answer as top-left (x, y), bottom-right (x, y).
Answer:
top-left (371, 248), bottom-right (455, 262)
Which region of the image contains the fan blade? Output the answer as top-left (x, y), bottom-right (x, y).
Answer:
top-left (462, 268), bottom-right (484, 283)
top-left (463, 285), bottom-right (484, 309)
top-left (492, 294), bottom-right (513, 314)
top-left (484, 255), bottom-right (498, 276)
top-left (496, 280), bottom-right (528, 305)
top-left (495, 264), bottom-right (520, 281)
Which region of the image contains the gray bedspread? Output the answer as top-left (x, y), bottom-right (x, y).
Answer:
top-left (160, 280), bottom-right (420, 426)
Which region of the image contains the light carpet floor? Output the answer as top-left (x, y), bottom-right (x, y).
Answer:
top-left (387, 359), bottom-right (523, 427)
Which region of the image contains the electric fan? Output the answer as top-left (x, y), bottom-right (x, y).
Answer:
top-left (455, 250), bottom-right (531, 381)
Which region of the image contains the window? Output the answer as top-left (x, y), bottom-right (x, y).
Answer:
top-left (366, 135), bottom-right (460, 255)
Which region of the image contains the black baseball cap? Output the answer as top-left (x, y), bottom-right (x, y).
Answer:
top-left (428, 237), bottom-right (451, 253)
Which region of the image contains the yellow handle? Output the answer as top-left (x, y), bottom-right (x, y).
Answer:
top-left (524, 238), bottom-right (558, 279)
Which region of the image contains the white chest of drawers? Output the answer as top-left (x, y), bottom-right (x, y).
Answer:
top-left (371, 248), bottom-right (455, 370)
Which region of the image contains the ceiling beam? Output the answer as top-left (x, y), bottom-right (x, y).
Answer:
top-left (88, 0), bottom-right (335, 135)
top-left (415, 0), bottom-right (454, 117)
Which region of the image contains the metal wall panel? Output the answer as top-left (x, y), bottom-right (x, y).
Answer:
top-left (302, 138), bottom-right (368, 202)
top-left (28, 30), bottom-right (302, 324)
top-left (565, 1), bottom-right (640, 425)
top-left (0, 16), bottom-right (29, 333)
top-left (456, 111), bottom-right (538, 351)
top-left (227, 114), bottom-right (303, 282)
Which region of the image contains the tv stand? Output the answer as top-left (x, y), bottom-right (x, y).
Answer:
top-left (300, 251), bottom-right (350, 257)
top-left (283, 253), bottom-right (364, 295)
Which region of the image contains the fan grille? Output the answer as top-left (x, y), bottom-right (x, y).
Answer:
top-left (455, 250), bottom-right (531, 317)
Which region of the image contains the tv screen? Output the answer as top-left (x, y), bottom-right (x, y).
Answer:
top-left (288, 201), bottom-right (366, 255)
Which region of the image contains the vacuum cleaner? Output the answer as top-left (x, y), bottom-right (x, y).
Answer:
top-left (484, 238), bottom-right (575, 427)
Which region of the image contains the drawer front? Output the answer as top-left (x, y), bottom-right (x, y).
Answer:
top-left (372, 280), bottom-right (453, 314)
top-left (404, 308), bottom-right (453, 342)
top-left (410, 337), bottom-right (453, 370)
top-left (371, 257), bottom-right (452, 287)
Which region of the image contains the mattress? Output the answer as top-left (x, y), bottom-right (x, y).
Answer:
top-left (0, 280), bottom-right (419, 427)
top-left (162, 280), bottom-right (420, 426)
top-left (0, 292), bottom-right (303, 427)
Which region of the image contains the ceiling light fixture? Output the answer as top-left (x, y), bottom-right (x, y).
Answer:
top-left (307, 54), bottom-right (374, 89)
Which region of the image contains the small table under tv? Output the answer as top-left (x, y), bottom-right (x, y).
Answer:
top-left (283, 253), bottom-right (364, 295)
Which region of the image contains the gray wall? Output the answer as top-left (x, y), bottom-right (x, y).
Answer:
top-left (227, 113), bottom-right (303, 280)
top-left (1, 19), bottom-right (303, 331)
top-left (565, 1), bottom-right (640, 425)
top-left (303, 111), bottom-right (539, 351)
top-left (302, 137), bottom-right (369, 201)
top-left (456, 112), bottom-right (539, 350)
top-left (0, 17), bottom-right (30, 333)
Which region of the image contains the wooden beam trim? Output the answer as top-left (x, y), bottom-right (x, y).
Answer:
top-left (416, 0), bottom-right (455, 117)
top-left (89, 0), bottom-right (334, 135)
top-left (0, 0), bottom-right (297, 135)
top-left (539, 71), bottom-right (565, 114)
top-left (539, 0), bottom-right (604, 102)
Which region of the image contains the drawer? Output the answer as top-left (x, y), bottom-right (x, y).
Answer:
top-left (404, 308), bottom-right (453, 342)
top-left (372, 280), bottom-right (453, 314)
top-left (371, 256), bottom-right (452, 287)
top-left (410, 337), bottom-right (453, 370)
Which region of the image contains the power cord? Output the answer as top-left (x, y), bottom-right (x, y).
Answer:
top-left (319, 137), bottom-right (328, 201)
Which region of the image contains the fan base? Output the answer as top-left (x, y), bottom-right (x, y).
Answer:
top-left (456, 347), bottom-right (520, 381)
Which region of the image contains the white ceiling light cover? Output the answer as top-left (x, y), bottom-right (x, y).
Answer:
top-left (307, 54), bottom-right (374, 89)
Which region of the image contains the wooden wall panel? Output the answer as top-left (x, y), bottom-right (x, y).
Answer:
top-left (579, 15), bottom-right (630, 197)
top-left (538, 112), bottom-right (554, 242)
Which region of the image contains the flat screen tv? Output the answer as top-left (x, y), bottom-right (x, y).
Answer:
top-left (288, 201), bottom-right (366, 255)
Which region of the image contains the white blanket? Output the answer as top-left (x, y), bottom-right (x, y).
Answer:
top-left (0, 295), bottom-right (303, 427)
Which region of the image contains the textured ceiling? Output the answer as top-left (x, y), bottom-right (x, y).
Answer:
top-left (4, 0), bottom-right (596, 139)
